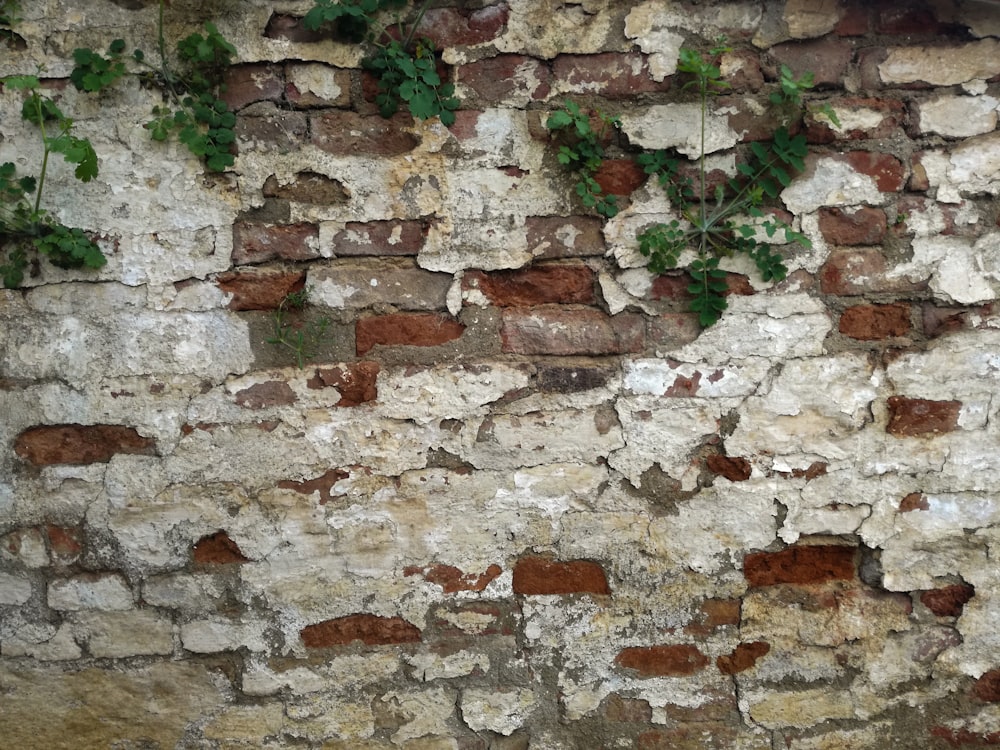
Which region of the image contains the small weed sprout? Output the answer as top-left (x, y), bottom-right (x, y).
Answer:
top-left (267, 289), bottom-right (334, 369)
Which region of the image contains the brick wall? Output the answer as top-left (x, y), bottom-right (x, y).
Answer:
top-left (2, 1), bottom-right (1000, 747)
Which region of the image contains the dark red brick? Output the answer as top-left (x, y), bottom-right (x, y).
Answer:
top-left (706, 455), bottom-right (752, 481)
top-left (525, 216), bottom-right (606, 258)
top-left (685, 598), bottom-right (741, 636)
top-left (216, 270), bottom-right (305, 311)
top-left (311, 111), bottom-right (419, 156)
top-left (886, 397), bottom-right (961, 437)
top-left (221, 63), bottom-right (284, 111)
top-left (639, 726), bottom-right (740, 750)
top-left (929, 726), bottom-right (1000, 746)
top-left (876, 6), bottom-right (942, 35)
top-left (512, 556), bottom-right (610, 596)
top-left (330, 220), bottom-right (427, 257)
top-left (721, 49), bottom-right (765, 91)
top-left (593, 158), bottom-right (646, 197)
top-left (14, 425), bottom-right (156, 466)
top-left (834, 5), bottom-right (872, 36)
top-left (356, 313), bottom-right (465, 355)
top-left (262, 172), bottom-right (349, 204)
top-left (404, 563), bottom-right (503, 594)
top-left (501, 308), bottom-right (644, 356)
top-left (717, 641), bottom-right (770, 675)
top-left (551, 52), bottom-right (671, 97)
top-left (975, 669), bottom-right (1000, 702)
top-left (193, 531), bottom-right (249, 564)
top-left (232, 222), bottom-right (319, 265)
top-left (744, 545), bottom-right (856, 587)
top-left (278, 468), bottom-right (350, 505)
top-left (648, 313), bottom-right (702, 348)
top-left (839, 303), bottom-right (911, 340)
top-left (300, 614), bottom-right (421, 647)
top-left (921, 584), bottom-right (975, 617)
top-left (615, 644), bottom-right (710, 677)
top-left (900, 492), bottom-right (930, 512)
top-left (464, 264), bottom-right (595, 306)
top-left (844, 151), bottom-right (905, 193)
top-left (457, 55), bottom-right (551, 104)
top-left (307, 362), bottom-right (380, 406)
top-left (414, 5), bottom-right (509, 47)
top-left (818, 207), bottom-right (888, 245)
top-left (234, 381), bottom-right (297, 409)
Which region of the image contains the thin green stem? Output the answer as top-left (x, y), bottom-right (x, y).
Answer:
top-left (401, 0), bottom-right (434, 50)
top-left (32, 95), bottom-right (49, 215)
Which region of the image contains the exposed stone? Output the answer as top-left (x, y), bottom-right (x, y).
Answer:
top-left (917, 94), bottom-right (1000, 138)
top-left (14, 425), bottom-right (156, 466)
top-left (0, 572), bottom-right (32, 605)
top-left (461, 688), bottom-right (536, 735)
top-left (47, 574), bottom-right (133, 611)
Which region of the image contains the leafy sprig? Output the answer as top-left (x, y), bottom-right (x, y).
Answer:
top-left (545, 100), bottom-right (621, 218)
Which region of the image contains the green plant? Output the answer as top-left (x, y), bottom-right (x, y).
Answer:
top-left (0, 0), bottom-right (20, 42)
top-left (0, 75), bottom-right (106, 288)
top-left (634, 46), bottom-right (819, 326)
top-left (69, 0), bottom-right (237, 172)
top-left (544, 100), bottom-right (621, 219)
top-left (266, 289), bottom-right (334, 369)
top-left (303, 0), bottom-right (459, 125)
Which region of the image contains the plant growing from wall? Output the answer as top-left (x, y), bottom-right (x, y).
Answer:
top-left (69, 0), bottom-right (237, 172)
top-left (303, 0), bottom-right (459, 125)
top-left (544, 100), bottom-right (622, 219)
top-left (0, 0), bottom-right (20, 45)
top-left (267, 289), bottom-right (334, 369)
top-left (0, 75), bottom-right (106, 287)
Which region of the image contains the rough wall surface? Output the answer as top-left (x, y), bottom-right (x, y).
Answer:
top-left (2, 0), bottom-right (1000, 747)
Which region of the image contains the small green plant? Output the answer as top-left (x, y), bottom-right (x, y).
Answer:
top-left (544, 99), bottom-right (621, 219)
top-left (0, 0), bottom-right (20, 44)
top-left (0, 75), bottom-right (106, 287)
top-left (634, 45), bottom-right (820, 326)
top-left (69, 0), bottom-right (237, 172)
top-left (303, 0), bottom-right (459, 125)
top-left (267, 289), bottom-right (334, 369)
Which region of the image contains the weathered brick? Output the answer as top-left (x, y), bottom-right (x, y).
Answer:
top-left (638, 726), bottom-right (740, 750)
top-left (415, 5), bottom-right (510, 47)
top-left (717, 641), bottom-right (770, 675)
top-left (500, 308), bottom-right (644, 356)
top-left (921, 584), bottom-right (974, 617)
top-left (300, 614), bottom-right (421, 647)
top-left (818, 206), bottom-right (888, 245)
top-left (262, 172), bottom-right (349, 204)
top-left (307, 362), bottom-right (380, 406)
top-left (216, 269), bottom-right (305, 311)
top-left (551, 53), bottom-right (671, 97)
top-left (744, 545), bottom-right (856, 587)
top-left (886, 396), bottom-right (962, 437)
top-left (876, 5), bottom-right (943, 35)
top-left (602, 694), bottom-right (653, 723)
top-left (221, 63), bottom-right (284, 111)
top-left (263, 13), bottom-right (324, 42)
top-left (807, 97), bottom-right (906, 143)
top-left (615, 644), bottom-right (710, 677)
top-left (648, 313), bottom-right (702, 348)
top-left (464, 264), bottom-right (595, 306)
top-left (536, 363), bottom-right (616, 393)
top-left (232, 222), bottom-right (319, 265)
top-left (14, 425), bottom-right (155, 466)
top-left (235, 110), bottom-right (308, 153)
top-left (706, 455), bottom-right (752, 481)
top-left (839, 303), bottom-right (911, 340)
top-left (769, 38), bottom-right (853, 87)
top-left (277, 468), bottom-right (350, 505)
top-left (329, 220), bottom-right (427, 257)
top-left (820, 248), bottom-right (927, 295)
top-left (356, 313), bottom-right (465, 355)
top-left (593, 158), bottom-right (646, 197)
top-left (974, 670), bottom-right (1000, 702)
top-left (309, 262), bottom-right (452, 311)
top-left (844, 151), bottom-right (905, 193)
top-left (512, 556), bottom-right (610, 596)
top-left (234, 381), bottom-right (297, 409)
top-left (525, 215), bottom-right (606, 258)
top-left (404, 563), bottom-right (502, 594)
top-left (46, 526), bottom-right (83, 563)
top-left (929, 727), bottom-right (1000, 746)
top-left (900, 492), bottom-right (930, 512)
top-left (311, 111), bottom-right (420, 156)
top-left (284, 63), bottom-right (352, 108)
top-left (834, 5), bottom-right (871, 36)
top-left (457, 55), bottom-right (551, 105)
top-left (193, 531), bottom-right (249, 565)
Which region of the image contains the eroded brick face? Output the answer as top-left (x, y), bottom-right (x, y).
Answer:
top-left (465, 264), bottom-right (595, 306)
top-left (356, 313), bottom-right (465, 355)
top-left (886, 397), bottom-right (962, 437)
top-left (14, 425), bottom-right (156, 466)
top-left (192, 531), bottom-right (250, 564)
top-left (744, 545), bottom-right (857, 587)
top-left (615, 644), bottom-right (710, 677)
top-left (300, 614), bottom-right (421, 647)
top-left (839, 303), bottom-right (911, 340)
top-left (512, 557), bottom-right (610, 596)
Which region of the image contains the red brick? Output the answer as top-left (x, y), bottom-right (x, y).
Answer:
top-left (234, 381), bottom-right (297, 410)
top-left (311, 111), bottom-right (419, 156)
top-left (46, 526), bottom-right (83, 563)
top-left (975, 670), bottom-right (1000, 702)
top-left (278, 468), bottom-right (350, 505)
top-left (330, 220), bottom-right (427, 257)
top-left (262, 172), bottom-right (349, 204)
top-left (900, 492), bottom-right (930, 512)
top-left (648, 313), bottom-right (701, 348)
top-left (839, 303), bottom-right (911, 340)
top-left (820, 247), bottom-right (928, 295)
top-left (744, 545), bottom-right (856, 587)
top-left (769, 38), bottom-right (853, 87)
top-left (356, 313), bottom-right (465, 355)
top-left (14, 425), bottom-right (156, 466)
top-left (844, 151), bottom-right (905, 193)
top-left (685, 598), bottom-right (741, 636)
top-left (464, 264), bottom-right (595, 306)
top-left (414, 5), bottom-right (510, 47)
top-left (921, 584), bottom-right (975, 617)
top-left (232, 222), bottom-right (319, 265)
top-left (501, 308), bottom-right (644, 356)
top-left (217, 270), bottom-right (305, 311)
top-left (886, 397), bottom-right (961, 437)
top-left (307, 362), bottom-right (380, 406)
top-left (929, 726), bottom-right (1000, 746)
top-left (263, 13), bottom-right (324, 43)
top-left (235, 111), bottom-right (308, 153)
top-left (615, 644), bottom-right (710, 677)
top-left (300, 614), bottom-right (421, 647)
top-left (593, 158), bottom-right (646, 197)
top-left (551, 52), bottom-right (671, 97)
top-left (818, 207), bottom-right (888, 245)
top-left (221, 63), bottom-right (284, 111)
top-left (876, 6), bottom-right (942, 35)
top-left (525, 216), bottom-right (606, 258)
top-left (706, 455), bottom-right (752, 481)
top-left (192, 531), bottom-right (249, 564)
top-left (457, 55), bottom-right (551, 104)
top-left (721, 49), bottom-right (765, 92)
top-left (602, 694), bottom-right (653, 723)
top-left (285, 64), bottom-right (352, 108)
top-left (717, 641), bottom-right (770, 675)
top-left (512, 556), bottom-right (610, 596)
top-left (834, 5), bottom-right (871, 36)
top-left (404, 563), bottom-right (502, 594)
